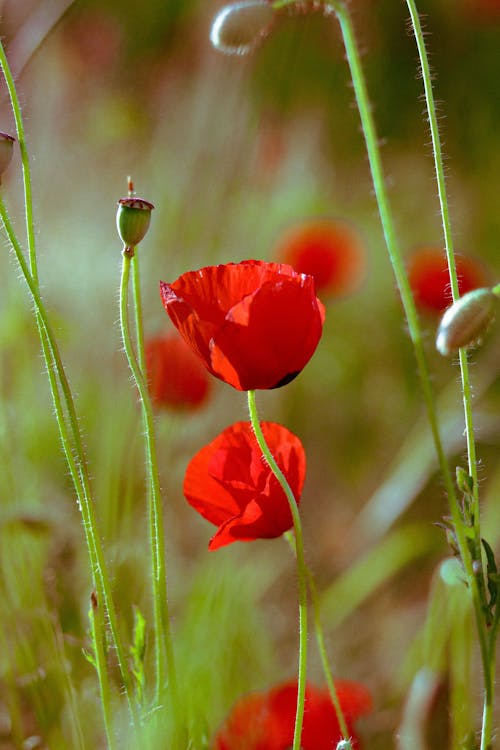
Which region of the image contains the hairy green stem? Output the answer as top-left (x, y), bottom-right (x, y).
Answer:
top-left (247, 391), bottom-right (307, 750)
top-left (131, 251), bottom-right (147, 374)
top-left (119, 249), bottom-right (178, 711)
top-left (0, 40), bottom-right (138, 726)
top-left (0, 197), bottom-right (138, 726)
top-left (0, 41), bottom-right (37, 281)
top-left (284, 532), bottom-right (350, 740)
top-left (89, 592), bottom-right (116, 750)
top-left (271, 0), bottom-right (458, 530)
top-left (404, 4), bottom-right (493, 746)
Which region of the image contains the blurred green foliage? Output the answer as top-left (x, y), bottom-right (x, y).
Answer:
top-left (0, 0), bottom-right (500, 747)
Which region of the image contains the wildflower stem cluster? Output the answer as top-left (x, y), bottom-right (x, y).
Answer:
top-left (270, 0), bottom-right (494, 744)
top-left (0, 39), bottom-right (139, 734)
top-left (404, 3), bottom-right (494, 746)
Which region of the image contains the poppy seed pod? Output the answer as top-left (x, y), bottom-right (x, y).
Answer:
top-left (0, 132), bottom-right (15, 183)
top-left (436, 287), bottom-right (498, 356)
top-left (210, 0), bottom-right (276, 56)
top-left (116, 197), bottom-right (154, 248)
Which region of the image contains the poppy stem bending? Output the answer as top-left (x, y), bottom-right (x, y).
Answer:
top-left (247, 389), bottom-right (308, 750)
top-left (284, 531), bottom-right (351, 742)
top-left (404, 4), bottom-right (493, 747)
top-left (119, 249), bottom-right (179, 714)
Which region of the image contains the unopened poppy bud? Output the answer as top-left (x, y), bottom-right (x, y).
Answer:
top-left (0, 132), bottom-right (15, 183)
top-left (435, 287), bottom-right (498, 356)
top-left (210, 0), bottom-right (276, 56)
top-left (116, 197), bottom-right (154, 249)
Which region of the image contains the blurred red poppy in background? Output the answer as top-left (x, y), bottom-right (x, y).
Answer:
top-left (461, 0), bottom-right (500, 20)
top-left (274, 218), bottom-right (366, 298)
top-left (183, 421), bottom-right (305, 550)
top-left (145, 333), bottom-right (211, 411)
top-left (160, 260), bottom-right (325, 391)
top-left (214, 678), bottom-right (372, 750)
top-left (407, 246), bottom-right (488, 314)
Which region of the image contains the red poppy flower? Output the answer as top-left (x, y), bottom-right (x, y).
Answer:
top-left (183, 421), bottom-right (305, 550)
top-left (461, 0), bottom-right (500, 20)
top-left (407, 246), bottom-right (488, 314)
top-left (274, 219), bottom-right (366, 298)
top-left (214, 679), bottom-right (372, 750)
top-left (159, 261), bottom-right (325, 391)
top-left (145, 333), bottom-right (211, 411)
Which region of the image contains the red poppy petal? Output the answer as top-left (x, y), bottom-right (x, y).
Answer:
top-left (210, 277), bottom-right (325, 390)
top-left (214, 693), bottom-right (277, 750)
top-left (183, 439), bottom-right (242, 527)
top-left (334, 680), bottom-right (373, 721)
top-left (184, 421), bottom-right (306, 548)
top-left (208, 497), bottom-right (290, 550)
top-left (213, 680), bottom-right (371, 750)
top-left (160, 261), bottom-right (324, 391)
top-left (159, 282), bottom-right (218, 375)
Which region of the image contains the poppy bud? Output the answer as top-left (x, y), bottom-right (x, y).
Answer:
top-left (0, 132), bottom-right (15, 183)
top-left (435, 287), bottom-right (498, 356)
top-left (116, 197), bottom-right (154, 249)
top-left (210, 0), bottom-right (276, 56)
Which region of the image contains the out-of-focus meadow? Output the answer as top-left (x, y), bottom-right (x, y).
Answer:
top-left (1, 0), bottom-right (500, 747)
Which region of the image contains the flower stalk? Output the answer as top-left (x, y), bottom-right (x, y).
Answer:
top-left (119, 245), bottom-right (179, 712)
top-left (0, 192), bottom-right (139, 728)
top-left (247, 390), bottom-right (308, 750)
top-left (404, 3), bottom-right (494, 746)
top-left (284, 531), bottom-right (350, 741)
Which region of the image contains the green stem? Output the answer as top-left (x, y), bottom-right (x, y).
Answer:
top-left (284, 533), bottom-right (350, 741)
top-left (247, 390), bottom-right (307, 750)
top-left (0, 40), bottom-right (37, 282)
top-left (89, 591), bottom-right (116, 750)
top-left (0, 39), bottom-right (138, 724)
top-left (119, 249), bottom-right (178, 711)
top-left (403, 4), bottom-right (492, 746)
top-left (272, 0), bottom-right (458, 530)
top-left (0, 197), bottom-right (138, 725)
top-left (132, 251), bottom-right (146, 374)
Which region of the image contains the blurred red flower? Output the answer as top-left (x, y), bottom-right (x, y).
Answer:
top-left (183, 421), bottom-right (305, 550)
top-left (214, 679), bottom-right (372, 750)
top-left (160, 260), bottom-right (325, 391)
top-left (145, 333), bottom-right (211, 411)
top-left (461, 0), bottom-right (500, 20)
top-left (274, 219), bottom-right (366, 298)
top-left (407, 246), bottom-right (488, 314)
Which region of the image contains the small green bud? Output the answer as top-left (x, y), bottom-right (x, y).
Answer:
top-left (116, 197), bottom-right (154, 249)
top-left (456, 466), bottom-right (474, 495)
top-left (439, 557), bottom-right (465, 587)
top-left (210, 1), bottom-right (276, 56)
top-left (0, 132), bottom-right (15, 183)
top-left (435, 287), bottom-right (497, 356)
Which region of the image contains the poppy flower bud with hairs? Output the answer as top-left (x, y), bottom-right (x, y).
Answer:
top-left (116, 197), bottom-right (154, 249)
top-left (0, 132), bottom-right (15, 183)
top-left (210, 0), bottom-right (276, 56)
top-left (436, 287), bottom-right (499, 356)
